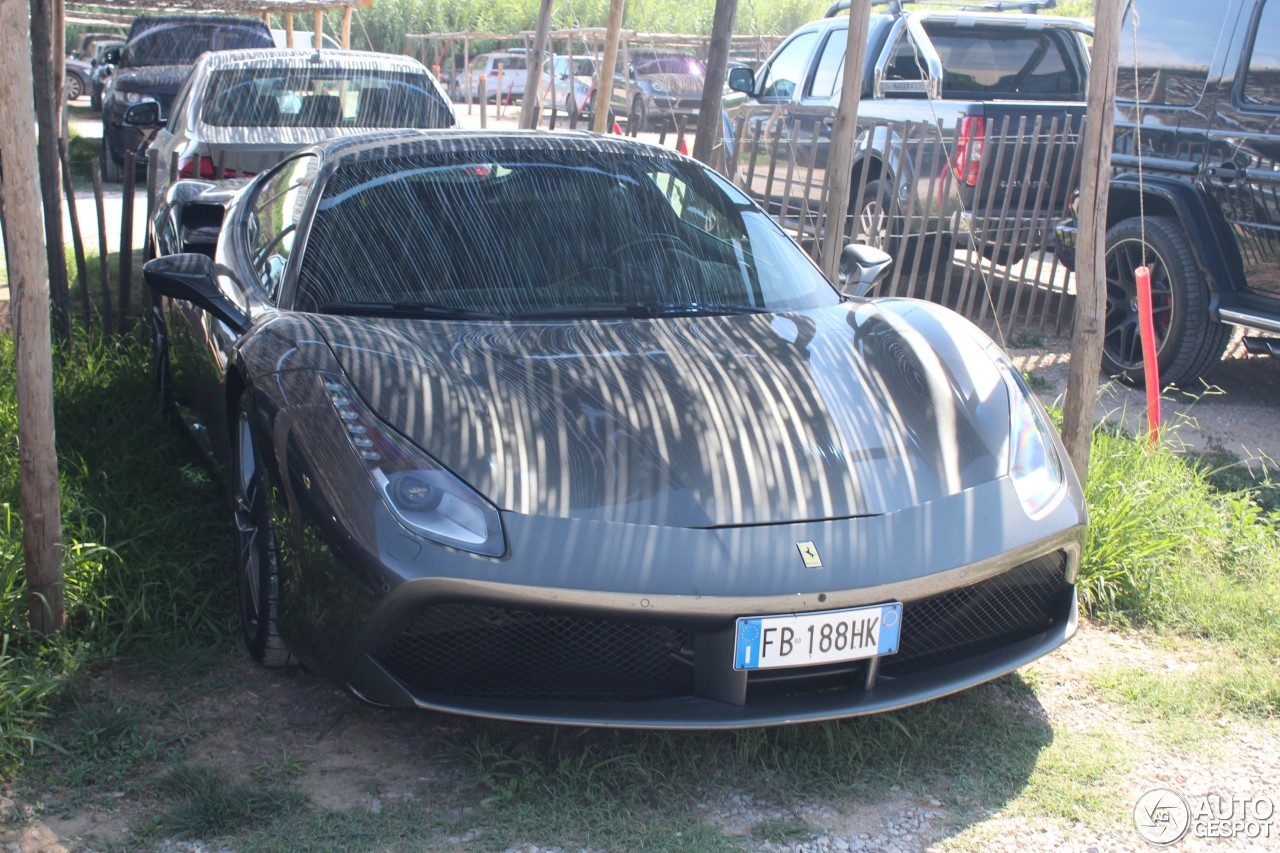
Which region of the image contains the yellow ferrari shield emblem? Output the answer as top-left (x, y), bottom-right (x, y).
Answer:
top-left (796, 541), bottom-right (823, 569)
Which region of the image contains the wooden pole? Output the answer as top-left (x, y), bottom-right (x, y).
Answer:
top-left (521, 0), bottom-right (555, 129)
top-left (818, 0), bottom-right (873, 281)
top-left (340, 5), bottom-right (352, 50)
top-left (59, 139), bottom-right (90, 331)
top-left (284, 11), bottom-right (294, 47)
top-left (692, 0), bottom-right (737, 165)
top-left (313, 10), bottom-right (323, 47)
top-left (30, 0), bottom-right (72, 344)
top-left (0, 0), bottom-right (65, 634)
top-left (591, 0), bottom-right (625, 134)
top-left (118, 150), bottom-right (135, 333)
top-left (1061, 0), bottom-right (1122, 482)
top-left (90, 159), bottom-right (114, 330)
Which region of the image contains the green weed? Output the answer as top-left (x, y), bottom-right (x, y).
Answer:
top-left (157, 764), bottom-right (305, 838)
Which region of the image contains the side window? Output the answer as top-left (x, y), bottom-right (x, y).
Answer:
top-left (1115, 0), bottom-right (1231, 106)
top-left (809, 30), bottom-right (846, 100)
top-left (249, 156), bottom-right (319, 302)
top-left (1243, 0), bottom-right (1280, 108)
top-left (758, 31), bottom-right (819, 101)
top-left (168, 72), bottom-right (196, 132)
top-left (884, 34), bottom-right (925, 82)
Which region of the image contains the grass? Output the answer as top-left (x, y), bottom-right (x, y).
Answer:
top-left (0, 269), bottom-right (1276, 847)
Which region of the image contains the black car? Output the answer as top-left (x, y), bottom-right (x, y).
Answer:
top-left (143, 130), bottom-right (1084, 729)
top-left (1057, 0), bottom-right (1280, 385)
top-left (100, 15), bottom-right (273, 181)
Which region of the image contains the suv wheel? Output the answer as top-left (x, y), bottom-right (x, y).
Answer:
top-left (630, 95), bottom-right (648, 134)
top-left (1102, 215), bottom-right (1232, 387)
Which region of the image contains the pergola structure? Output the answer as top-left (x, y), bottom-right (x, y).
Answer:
top-left (66, 0), bottom-right (374, 48)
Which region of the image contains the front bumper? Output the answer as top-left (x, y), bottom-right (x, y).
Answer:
top-left (331, 477), bottom-right (1084, 729)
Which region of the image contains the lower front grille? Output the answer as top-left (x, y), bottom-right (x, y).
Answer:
top-left (379, 605), bottom-right (692, 701)
top-left (881, 552), bottom-right (1071, 676)
top-left (377, 551), bottom-right (1071, 703)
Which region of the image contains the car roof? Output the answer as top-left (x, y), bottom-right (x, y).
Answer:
top-left (315, 129), bottom-right (686, 169)
top-left (194, 48), bottom-right (428, 73)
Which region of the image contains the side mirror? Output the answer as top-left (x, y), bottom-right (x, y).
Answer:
top-left (728, 66), bottom-right (755, 95)
top-left (102, 46), bottom-right (120, 65)
top-left (838, 244), bottom-right (894, 298)
top-left (123, 101), bottom-right (162, 128)
top-left (144, 254), bottom-right (248, 333)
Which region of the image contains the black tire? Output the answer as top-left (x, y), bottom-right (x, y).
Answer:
top-left (65, 73), bottom-right (84, 101)
top-left (629, 95), bottom-right (649, 134)
top-left (1102, 215), bottom-right (1232, 387)
top-left (233, 400), bottom-right (295, 667)
top-left (101, 133), bottom-right (123, 183)
top-left (150, 307), bottom-right (174, 422)
top-left (90, 86), bottom-right (102, 111)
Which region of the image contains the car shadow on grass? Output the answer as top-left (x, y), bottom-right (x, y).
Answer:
top-left (18, 648), bottom-right (1055, 852)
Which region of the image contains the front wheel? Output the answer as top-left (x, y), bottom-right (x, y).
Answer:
top-left (65, 73), bottom-right (84, 100)
top-left (101, 133), bottom-right (123, 183)
top-left (1101, 215), bottom-right (1231, 387)
top-left (629, 95), bottom-right (649, 134)
top-left (233, 400), bottom-right (295, 667)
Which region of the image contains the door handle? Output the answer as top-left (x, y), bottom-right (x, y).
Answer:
top-left (1207, 162), bottom-right (1244, 183)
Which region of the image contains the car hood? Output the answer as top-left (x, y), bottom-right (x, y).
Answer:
top-left (309, 302), bottom-right (1013, 527)
top-left (639, 73), bottom-right (704, 96)
top-left (112, 64), bottom-right (188, 93)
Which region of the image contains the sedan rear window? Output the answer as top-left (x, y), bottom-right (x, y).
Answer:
top-left (122, 24), bottom-right (271, 67)
top-left (201, 68), bottom-right (453, 128)
top-left (295, 148), bottom-right (839, 318)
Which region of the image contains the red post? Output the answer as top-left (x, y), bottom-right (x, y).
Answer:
top-left (1135, 265), bottom-right (1161, 444)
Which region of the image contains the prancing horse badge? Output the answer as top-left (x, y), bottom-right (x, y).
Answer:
top-left (796, 541), bottom-right (823, 569)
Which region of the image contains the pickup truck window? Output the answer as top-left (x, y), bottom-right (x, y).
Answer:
top-left (1243, 0), bottom-right (1280, 108)
top-left (810, 30), bottom-right (847, 99)
top-left (927, 29), bottom-right (1080, 99)
top-left (760, 31), bottom-right (820, 100)
top-left (1116, 0), bottom-right (1228, 106)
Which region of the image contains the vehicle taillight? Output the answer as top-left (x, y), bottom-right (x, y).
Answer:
top-left (951, 115), bottom-right (985, 187)
top-left (177, 157), bottom-right (254, 180)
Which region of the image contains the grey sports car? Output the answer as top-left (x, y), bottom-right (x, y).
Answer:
top-left (144, 129), bottom-right (1085, 729)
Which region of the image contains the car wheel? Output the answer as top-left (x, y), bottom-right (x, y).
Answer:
top-left (90, 89), bottom-right (101, 111)
top-left (233, 400), bottom-right (296, 667)
top-left (1102, 215), bottom-right (1232, 387)
top-left (64, 73), bottom-right (84, 101)
top-left (630, 95), bottom-right (648, 133)
top-left (101, 133), bottom-right (123, 183)
top-left (851, 179), bottom-right (895, 249)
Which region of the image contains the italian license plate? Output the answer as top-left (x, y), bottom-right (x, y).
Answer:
top-left (734, 603), bottom-right (902, 671)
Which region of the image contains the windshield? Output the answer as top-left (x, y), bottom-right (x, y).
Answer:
top-left (201, 68), bottom-right (453, 128)
top-left (122, 24), bottom-right (272, 67)
top-left (295, 147), bottom-right (838, 319)
top-left (634, 55), bottom-right (706, 76)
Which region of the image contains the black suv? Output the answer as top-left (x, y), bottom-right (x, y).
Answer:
top-left (1058, 0), bottom-right (1280, 386)
top-left (101, 15), bottom-right (273, 181)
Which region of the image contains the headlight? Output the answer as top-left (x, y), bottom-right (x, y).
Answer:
top-left (322, 373), bottom-right (506, 557)
top-left (113, 89), bottom-right (143, 104)
top-left (1001, 365), bottom-right (1066, 519)
top-left (651, 83), bottom-right (667, 93)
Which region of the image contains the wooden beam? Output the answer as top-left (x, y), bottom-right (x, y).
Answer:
top-left (340, 4), bottom-right (350, 49)
top-left (521, 0), bottom-right (555, 129)
top-left (0, 0), bottom-right (65, 635)
top-left (313, 9), bottom-right (323, 45)
top-left (591, 0), bottom-right (625, 134)
top-left (692, 0), bottom-right (737, 165)
top-left (1061, 0), bottom-right (1123, 481)
top-left (284, 10), bottom-right (293, 46)
top-left (818, 0), bottom-right (873, 281)
top-left (31, 0), bottom-right (72, 343)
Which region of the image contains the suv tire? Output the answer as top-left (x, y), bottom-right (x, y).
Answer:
top-left (630, 95), bottom-right (649, 133)
top-left (1102, 215), bottom-right (1232, 387)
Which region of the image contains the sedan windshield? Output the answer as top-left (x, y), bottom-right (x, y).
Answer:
top-left (294, 147), bottom-right (839, 318)
top-left (122, 24), bottom-right (270, 67)
top-left (202, 68), bottom-right (453, 128)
